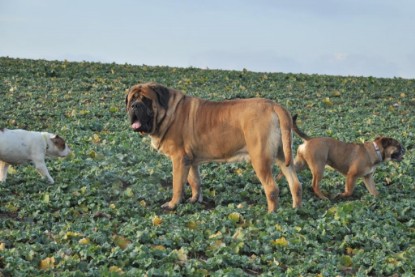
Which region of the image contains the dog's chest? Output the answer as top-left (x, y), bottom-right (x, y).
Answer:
top-left (362, 165), bottom-right (377, 176)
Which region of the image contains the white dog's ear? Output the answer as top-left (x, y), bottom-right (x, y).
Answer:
top-left (51, 135), bottom-right (66, 150)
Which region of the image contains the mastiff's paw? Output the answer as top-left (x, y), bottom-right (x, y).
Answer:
top-left (161, 201), bottom-right (177, 210)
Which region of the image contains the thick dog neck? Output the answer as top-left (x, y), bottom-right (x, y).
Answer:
top-left (372, 141), bottom-right (383, 163)
top-left (42, 133), bottom-right (50, 150)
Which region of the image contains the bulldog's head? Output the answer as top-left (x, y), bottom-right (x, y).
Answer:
top-left (126, 83), bottom-right (170, 134)
top-left (375, 137), bottom-right (405, 162)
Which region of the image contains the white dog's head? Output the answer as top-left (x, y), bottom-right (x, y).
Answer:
top-left (43, 133), bottom-right (71, 158)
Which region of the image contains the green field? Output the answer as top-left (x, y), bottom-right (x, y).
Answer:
top-left (0, 57), bottom-right (414, 276)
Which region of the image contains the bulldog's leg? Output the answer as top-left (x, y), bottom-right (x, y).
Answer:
top-left (161, 155), bottom-right (190, 210)
top-left (338, 173), bottom-right (358, 198)
top-left (363, 173), bottom-right (379, 196)
top-left (293, 150), bottom-right (307, 173)
top-left (276, 150), bottom-right (306, 181)
top-left (0, 161), bottom-right (9, 182)
top-left (277, 160), bottom-right (302, 208)
top-left (187, 165), bottom-right (203, 203)
top-left (308, 162), bottom-right (328, 200)
top-left (33, 159), bottom-right (54, 184)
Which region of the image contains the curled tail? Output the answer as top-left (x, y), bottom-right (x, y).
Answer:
top-left (292, 114), bottom-right (312, 141)
top-left (273, 104), bottom-right (293, 166)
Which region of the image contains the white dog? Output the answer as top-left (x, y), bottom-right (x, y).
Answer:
top-left (0, 128), bottom-right (70, 184)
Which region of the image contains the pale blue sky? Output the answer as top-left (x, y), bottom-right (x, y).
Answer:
top-left (1, 0), bottom-right (414, 78)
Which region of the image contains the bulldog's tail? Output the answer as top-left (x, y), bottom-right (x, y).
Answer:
top-left (273, 104), bottom-right (293, 166)
top-left (292, 114), bottom-right (312, 141)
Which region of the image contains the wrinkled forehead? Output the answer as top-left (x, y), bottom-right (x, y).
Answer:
top-left (128, 85), bottom-right (156, 102)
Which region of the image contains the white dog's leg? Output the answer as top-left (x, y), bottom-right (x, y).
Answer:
top-left (33, 160), bottom-right (54, 184)
top-left (0, 161), bottom-right (9, 182)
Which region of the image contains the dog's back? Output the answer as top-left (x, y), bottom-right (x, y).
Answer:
top-left (0, 129), bottom-right (43, 164)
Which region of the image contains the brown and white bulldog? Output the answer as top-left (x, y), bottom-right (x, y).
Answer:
top-left (126, 82), bottom-right (302, 212)
top-left (289, 115), bottom-right (405, 199)
top-left (0, 128), bottom-right (71, 184)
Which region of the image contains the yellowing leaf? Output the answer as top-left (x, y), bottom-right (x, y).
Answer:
top-left (172, 248), bottom-right (188, 264)
top-left (209, 231), bottom-right (222, 239)
top-left (64, 231), bottom-right (83, 240)
top-left (113, 235), bottom-right (130, 250)
top-left (152, 245), bottom-right (166, 251)
top-left (39, 257), bottom-right (55, 270)
top-left (208, 240), bottom-right (226, 251)
top-left (385, 177), bottom-right (392, 185)
top-left (109, 266), bottom-right (124, 274)
top-left (92, 134), bottom-right (101, 144)
top-left (124, 187), bottom-right (134, 197)
top-left (43, 193), bottom-right (50, 204)
top-left (234, 168), bottom-right (244, 176)
top-left (79, 110), bottom-right (89, 115)
top-left (339, 255), bottom-right (353, 267)
top-left (228, 212), bottom-right (242, 223)
top-left (322, 97), bottom-right (333, 106)
top-left (186, 221), bottom-right (198, 230)
top-left (109, 106), bottom-right (119, 113)
top-left (232, 228), bottom-right (245, 241)
top-left (294, 226), bottom-right (302, 232)
top-left (0, 242), bottom-right (5, 251)
top-left (80, 186), bottom-right (87, 194)
top-left (67, 151), bottom-right (76, 159)
top-left (79, 237), bottom-right (90, 245)
top-left (152, 216), bottom-right (163, 226)
top-left (7, 166), bottom-right (17, 175)
top-left (88, 150), bottom-right (97, 158)
top-left (332, 90), bottom-right (341, 97)
top-left (275, 224), bottom-right (284, 232)
top-left (272, 237), bottom-right (289, 247)
top-left (5, 202), bottom-right (18, 212)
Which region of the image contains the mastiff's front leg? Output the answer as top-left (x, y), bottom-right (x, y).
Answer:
top-left (187, 165), bottom-right (203, 203)
top-left (161, 155), bottom-right (191, 210)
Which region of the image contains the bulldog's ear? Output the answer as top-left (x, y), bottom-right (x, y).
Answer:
top-left (150, 84), bottom-right (170, 110)
top-left (125, 94), bottom-right (129, 109)
top-left (380, 137), bottom-right (393, 148)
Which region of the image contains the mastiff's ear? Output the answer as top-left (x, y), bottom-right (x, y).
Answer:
top-left (149, 84), bottom-right (170, 110)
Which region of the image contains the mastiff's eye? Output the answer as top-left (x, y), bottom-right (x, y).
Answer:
top-left (142, 97), bottom-right (153, 106)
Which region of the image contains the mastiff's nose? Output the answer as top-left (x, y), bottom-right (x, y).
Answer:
top-left (132, 102), bottom-right (141, 109)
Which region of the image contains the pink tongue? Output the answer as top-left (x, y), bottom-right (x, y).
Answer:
top-left (132, 122), bottom-right (141, 129)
